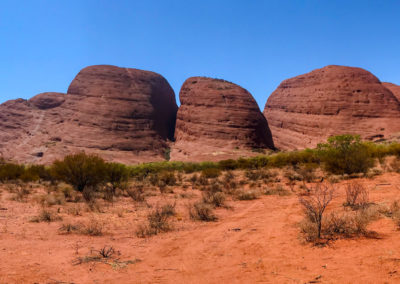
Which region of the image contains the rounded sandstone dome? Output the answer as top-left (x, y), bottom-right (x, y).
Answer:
top-left (175, 77), bottom-right (274, 149)
top-left (29, 92), bottom-right (66, 109)
top-left (264, 65), bottom-right (400, 150)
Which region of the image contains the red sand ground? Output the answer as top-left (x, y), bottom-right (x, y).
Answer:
top-left (1, 173), bottom-right (400, 283)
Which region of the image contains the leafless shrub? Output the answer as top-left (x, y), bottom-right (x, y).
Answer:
top-left (59, 222), bottom-right (81, 234)
top-left (82, 186), bottom-right (97, 203)
top-left (73, 245), bottom-right (123, 265)
top-left (189, 202), bottom-right (218, 222)
top-left (136, 204), bottom-right (175, 237)
top-left (127, 185), bottom-right (146, 202)
top-left (299, 183), bottom-right (335, 240)
top-left (79, 218), bottom-right (104, 236)
top-left (202, 191), bottom-right (226, 207)
top-left (31, 209), bottom-right (62, 223)
top-left (344, 182), bottom-right (369, 209)
top-left (10, 186), bottom-right (30, 202)
top-left (390, 158), bottom-right (400, 173)
top-left (323, 208), bottom-right (378, 240)
top-left (67, 204), bottom-right (84, 216)
top-left (235, 189), bottom-right (259, 200)
top-left (98, 245), bottom-right (116, 258)
top-left (264, 185), bottom-right (291, 196)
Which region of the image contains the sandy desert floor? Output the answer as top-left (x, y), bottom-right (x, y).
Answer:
top-left (1, 172), bottom-right (400, 284)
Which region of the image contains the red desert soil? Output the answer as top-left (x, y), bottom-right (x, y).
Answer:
top-left (1, 173), bottom-right (400, 283)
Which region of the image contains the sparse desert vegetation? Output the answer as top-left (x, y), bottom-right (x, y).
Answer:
top-left (2, 136), bottom-right (400, 282)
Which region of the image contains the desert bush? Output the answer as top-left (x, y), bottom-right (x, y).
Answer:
top-left (67, 204), bottom-right (84, 216)
top-left (301, 209), bottom-right (376, 243)
top-left (148, 171), bottom-right (176, 187)
top-left (202, 191), bottom-right (226, 207)
top-left (245, 169), bottom-right (270, 181)
top-left (283, 168), bottom-right (302, 182)
top-left (31, 209), bottom-right (62, 223)
top-left (11, 186), bottom-right (30, 202)
top-left (59, 223), bottom-right (81, 234)
top-left (299, 183), bottom-right (335, 239)
top-left (105, 162), bottom-right (129, 193)
top-left (344, 182), bottom-right (369, 209)
top-left (218, 159), bottom-right (238, 170)
top-left (189, 202), bottom-right (218, 222)
top-left (201, 168), bottom-right (221, 179)
top-left (159, 171), bottom-right (177, 186)
top-left (0, 162), bottom-right (24, 182)
top-left (295, 163), bottom-right (318, 182)
top-left (380, 200), bottom-right (400, 228)
top-left (236, 189), bottom-right (259, 200)
top-left (264, 185), bottom-right (290, 196)
top-left (127, 185), bottom-right (146, 202)
top-left (161, 202), bottom-right (176, 216)
top-left (37, 192), bottom-right (65, 207)
top-left (136, 205), bottom-right (175, 237)
top-left (221, 171), bottom-right (237, 193)
top-left (390, 158), bottom-right (400, 173)
top-left (317, 135), bottom-right (374, 175)
top-left (82, 186), bottom-right (97, 202)
top-left (323, 208), bottom-right (377, 240)
top-left (51, 152), bottom-right (107, 192)
top-left (80, 218), bottom-right (104, 236)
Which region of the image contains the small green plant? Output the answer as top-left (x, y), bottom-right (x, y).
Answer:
top-left (164, 148), bottom-right (171, 161)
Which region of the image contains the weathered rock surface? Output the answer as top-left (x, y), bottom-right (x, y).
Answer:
top-left (383, 82), bottom-right (400, 102)
top-left (172, 77), bottom-right (274, 161)
top-left (263, 65), bottom-right (400, 150)
top-left (0, 65), bottom-right (178, 164)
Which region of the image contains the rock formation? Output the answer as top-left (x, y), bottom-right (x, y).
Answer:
top-left (263, 65), bottom-right (400, 150)
top-left (0, 65), bottom-right (178, 164)
top-left (172, 77), bottom-right (274, 161)
top-left (383, 82), bottom-right (400, 102)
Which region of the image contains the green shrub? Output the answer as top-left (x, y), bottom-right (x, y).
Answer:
top-left (218, 159), bottom-right (238, 170)
top-left (0, 161), bottom-right (24, 182)
top-left (51, 152), bottom-right (107, 191)
top-left (105, 162), bottom-right (129, 192)
top-left (317, 135), bottom-right (375, 175)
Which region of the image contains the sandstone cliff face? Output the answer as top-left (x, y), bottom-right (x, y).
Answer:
top-left (0, 65), bottom-right (178, 164)
top-left (172, 77), bottom-right (274, 161)
top-left (383, 82), bottom-right (400, 102)
top-left (263, 65), bottom-right (400, 150)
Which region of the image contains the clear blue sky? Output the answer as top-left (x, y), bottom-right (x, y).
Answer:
top-left (1, 0), bottom-right (399, 109)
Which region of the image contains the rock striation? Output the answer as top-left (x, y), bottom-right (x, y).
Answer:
top-left (263, 65), bottom-right (400, 150)
top-left (383, 82), bottom-right (400, 102)
top-left (0, 65), bottom-right (178, 164)
top-left (172, 77), bottom-right (274, 161)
